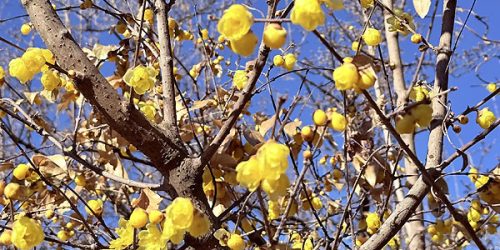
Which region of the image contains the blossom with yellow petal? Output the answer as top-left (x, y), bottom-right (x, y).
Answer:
top-left (229, 31), bottom-right (258, 57)
top-left (217, 4), bottom-right (253, 40)
top-left (123, 65), bottom-right (158, 95)
top-left (11, 216), bottom-right (44, 250)
top-left (291, 0), bottom-right (325, 31)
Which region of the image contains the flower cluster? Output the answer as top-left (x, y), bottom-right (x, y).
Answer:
top-left (291, 0), bottom-right (342, 31)
top-left (395, 86), bottom-right (433, 134)
top-left (236, 140), bottom-right (290, 200)
top-left (109, 197), bottom-right (210, 249)
top-left (273, 54), bottom-right (297, 71)
top-left (9, 48), bottom-right (55, 84)
top-left (217, 5), bottom-right (257, 57)
top-left (123, 65), bottom-right (158, 94)
top-left (263, 23), bottom-right (287, 49)
top-left (232, 70), bottom-right (248, 90)
top-left (365, 212), bottom-right (381, 234)
top-left (11, 215), bottom-right (45, 250)
top-left (476, 108), bottom-right (496, 129)
top-left (333, 57), bottom-right (376, 91)
top-left (427, 219), bottom-right (453, 244)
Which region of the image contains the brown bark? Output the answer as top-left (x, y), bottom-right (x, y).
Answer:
top-left (361, 0), bottom-right (459, 249)
top-left (381, 0), bottom-right (424, 247)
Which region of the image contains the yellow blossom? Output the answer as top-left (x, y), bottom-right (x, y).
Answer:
top-left (330, 111), bottom-right (347, 132)
top-left (140, 101), bottom-right (156, 121)
top-left (229, 31), bottom-right (258, 57)
top-left (261, 174), bottom-right (290, 201)
top-left (476, 108), bottom-right (496, 129)
top-left (165, 197), bottom-right (194, 230)
top-left (188, 211), bottom-right (211, 237)
top-left (291, 0), bottom-right (325, 31)
top-left (411, 104), bottom-right (433, 127)
top-left (263, 23), bottom-right (287, 49)
top-left (362, 28), bottom-right (382, 46)
top-left (333, 57), bottom-right (359, 90)
top-left (273, 55), bottom-right (284, 66)
top-left (11, 216), bottom-right (44, 250)
top-left (236, 156), bottom-right (264, 191)
top-left (321, 0), bottom-right (344, 10)
top-left (233, 70), bottom-right (248, 90)
top-left (109, 218), bottom-right (134, 249)
top-left (284, 53), bottom-right (297, 71)
top-left (123, 65), bottom-right (158, 95)
top-left (217, 4), bottom-right (254, 40)
top-left (138, 224), bottom-right (166, 250)
top-left (21, 23), bottom-right (32, 35)
top-left (360, 0), bottom-right (374, 8)
top-left (41, 70), bottom-right (61, 91)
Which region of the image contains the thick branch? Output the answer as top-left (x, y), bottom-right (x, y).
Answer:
top-left (22, 0), bottom-right (186, 171)
top-left (155, 0), bottom-right (181, 136)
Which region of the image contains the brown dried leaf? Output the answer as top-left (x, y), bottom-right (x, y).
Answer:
top-left (134, 188), bottom-right (162, 212)
top-left (32, 154), bottom-right (68, 178)
top-left (258, 114), bottom-right (276, 137)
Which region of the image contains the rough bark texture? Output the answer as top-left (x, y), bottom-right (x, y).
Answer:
top-left (361, 1), bottom-right (458, 249)
top-left (381, 0), bottom-right (424, 247)
top-left (21, 0), bottom-right (187, 172)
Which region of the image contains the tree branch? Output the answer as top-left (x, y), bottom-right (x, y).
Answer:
top-left (21, 0), bottom-right (187, 172)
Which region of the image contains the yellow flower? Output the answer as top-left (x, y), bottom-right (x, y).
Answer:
top-left (291, 0), bottom-right (325, 31)
top-left (217, 4), bottom-right (254, 40)
top-left (229, 31), bottom-right (258, 57)
top-left (268, 200), bottom-right (281, 220)
top-left (140, 101), bottom-right (156, 121)
top-left (366, 212), bottom-right (381, 230)
top-left (351, 41), bottom-right (363, 51)
top-left (261, 174), bottom-right (290, 201)
top-left (257, 141), bottom-right (290, 181)
top-left (233, 70), bottom-right (248, 90)
top-left (321, 0), bottom-right (344, 10)
top-left (11, 216), bottom-right (44, 250)
top-left (263, 23), bottom-right (287, 49)
top-left (330, 111), bottom-right (347, 132)
top-left (148, 210), bottom-right (164, 224)
top-left (362, 28), bottom-right (382, 46)
top-left (486, 83), bottom-right (497, 93)
top-left (123, 65), bottom-right (158, 95)
top-left (162, 219), bottom-right (185, 244)
top-left (143, 8), bottom-right (154, 23)
top-left (21, 23), bottom-right (31, 35)
top-left (313, 109), bottom-right (328, 126)
top-left (476, 108), bottom-right (496, 129)
top-left (41, 70), bottom-right (61, 91)
top-left (129, 208), bottom-right (148, 228)
top-left (360, 0), bottom-right (374, 8)
top-left (165, 197), bottom-right (194, 230)
top-left (227, 234), bottom-right (245, 250)
top-left (109, 218), bottom-right (134, 249)
top-left (85, 199), bottom-right (104, 216)
top-left (138, 224), bottom-right (166, 250)
top-left (411, 104), bottom-right (433, 127)
top-left (236, 156), bottom-right (264, 191)
top-left (188, 211), bottom-right (211, 237)
top-left (0, 230), bottom-right (12, 245)
top-left (333, 58), bottom-right (359, 90)
top-left (273, 55), bottom-right (284, 67)
top-left (395, 115), bottom-right (415, 134)
top-left (22, 48), bottom-right (48, 74)
top-left (284, 54), bottom-right (297, 71)
top-left (409, 86), bottom-right (430, 102)
top-left (355, 70), bottom-right (376, 90)
top-left (9, 58), bottom-right (34, 83)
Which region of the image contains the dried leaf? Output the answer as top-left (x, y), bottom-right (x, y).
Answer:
top-left (258, 114), bottom-right (276, 137)
top-left (243, 129), bottom-right (265, 146)
top-left (32, 154), bottom-right (68, 178)
top-left (413, 0), bottom-right (431, 19)
top-left (283, 120), bottom-right (301, 136)
top-left (191, 99), bottom-right (216, 110)
top-left (134, 188), bottom-right (162, 212)
top-left (364, 165), bottom-right (378, 188)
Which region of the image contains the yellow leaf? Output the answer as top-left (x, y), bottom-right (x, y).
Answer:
top-left (413, 0), bottom-right (431, 19)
